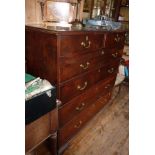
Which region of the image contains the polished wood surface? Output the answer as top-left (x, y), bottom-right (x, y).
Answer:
top-left (26, 29), bottom-right (57, 85)
top-left (63, 85), bottom-right (129, 155)
top-left (58, 92), bottom-right (111, 147)
top-left (25, 109), bottom-right (58, 154)
top-left (59, 48), bottom-right (122, 82)
top-left (25, 112), bottom-right (51, 152)
top-left (25, 85), bottom-right (128, 155)
top-left (59, 62), bottom-right (117, 103)
top-left (59, 34), bottom-right (104, 57)
top-left (104, 32), bottom-right (125, 49)
top-left (59, 76), bottom-right (116, 127)
top-left (25, 26), bottom-right (125, 153)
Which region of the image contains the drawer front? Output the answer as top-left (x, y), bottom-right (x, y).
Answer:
top-left (59, 49), bottom-right (110, 82)
top-left (104, 32), bottom-right (125, 49)
top-left (58, 92), bottom-right (111, 147)
top-left (59, 62), bottom-right (118, 103)
top-left (59, 34), bottom-right (104, 57)
top-left (59, 48), bottom-right (123, 82)
top-left (25, 112), bottom-right (51, 152)
top-left (59, 76), bottom-right (116, 127)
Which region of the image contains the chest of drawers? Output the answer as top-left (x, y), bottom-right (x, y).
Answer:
top-left (26, 26), bottom-right (125, 154)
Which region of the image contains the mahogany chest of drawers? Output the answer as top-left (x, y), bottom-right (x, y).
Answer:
top-left (26, 26), bottom-right (125, 154)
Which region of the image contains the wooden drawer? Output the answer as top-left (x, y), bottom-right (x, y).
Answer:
top-left (58, 92), bottom-right (111, 147)
top-left (59, 62), bottom-right (118, 103)
top-left (104, 32), bottom-right (125, 49)
top-left (59, 34), bottom-right (104, 57)
top-left (25, 112), bottom-right (51, 152)
top-left (58, 76), bottom-right (116, 127)
top-left (25, 109), bottom-right (58, 153)
top-left (59, 48), bottom-right (123, 82)
top-left (59, 49), bottom-right (111, 82)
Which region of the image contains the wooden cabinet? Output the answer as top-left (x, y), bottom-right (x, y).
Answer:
top-left (25, 26), bottom-right (125, 154)
top-left (25, 109), bottom-right (58, 155)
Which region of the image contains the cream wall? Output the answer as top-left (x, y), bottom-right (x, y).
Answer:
top-left (25, 0), bottom-right (42, 24)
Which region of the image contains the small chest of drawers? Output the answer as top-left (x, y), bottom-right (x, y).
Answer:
top-left (26, 26), bottom-right (125, 153)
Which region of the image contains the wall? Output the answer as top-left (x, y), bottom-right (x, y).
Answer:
top-left (25, 0), bottom-right (42, 24)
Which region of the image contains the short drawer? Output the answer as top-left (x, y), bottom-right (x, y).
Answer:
top-left (104, 32), bottom-right (125, 49)
top-left (59, 49), bottom-right (110, 82)
top-left (59, 34), bottom-right (104, 57)
top-left (59, 62), bottom-right (118, 103)
top-left (59, 76), bottom-right (116, 127)
top-left (58, 92), bottom-right (111, 147)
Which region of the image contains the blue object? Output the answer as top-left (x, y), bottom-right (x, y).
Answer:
top-left (83, 19), bottom-right (122, 30)
top-left (124, 66), bottom-right (129, 77)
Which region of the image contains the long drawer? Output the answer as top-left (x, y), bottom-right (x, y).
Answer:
top-left (58, 92), bottom-right (111, 147)
top-left (59, 76), bottom-right (116, 127)
top-left (59, 34), bottom-right (104, 57)
top-left (58, 61), bottom-right (118, 103)
top-left (59, 48), bottom-right (123, 82)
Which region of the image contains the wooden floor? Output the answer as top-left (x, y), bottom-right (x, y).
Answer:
top-left (28, 83), bottom-right (129, 155)
top-left (63, 84), bottom-right (129, 155)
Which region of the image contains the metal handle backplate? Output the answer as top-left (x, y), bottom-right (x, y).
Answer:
top-left (105, 84), bottom-right (111, 89)
top-left (108, 68), bottom-right (114, 73)
top-left (77, 81), bottom-right (88, 91)
top-left (114, 34), bottom-right (121, 42)
top-left (74, 121), bottom-right (82, 129)
top-left (112, 52), bottom-right (118, 58)
top-left (76, 103), bottom-right (85, 111)
top-left (80, 62), bottom-right (90, 70)
top-left (81, 36), bottom-right (91, 48)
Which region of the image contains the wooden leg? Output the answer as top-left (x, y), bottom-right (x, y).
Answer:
top-left (58, 143), bottom-right (69, 155)
top-left (49, 132), bottom-right (58, 155)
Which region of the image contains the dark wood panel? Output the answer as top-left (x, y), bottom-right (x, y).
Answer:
top-left (59, 34), bottom-right (104, 57)
top-left (104, 32), bottom-right (125, 49)
top-left (58, 92), bottom-right (111, 147)
top-left (59, 62), bottom-right (119, 103)
top-left (59, 48), bottom-right (123, 82)
top-left (25, 29), bottom-right (57, 85)
top-left (62, 85), bottom-right (129, 155)
top-left (59, 48), bottom-right (109, 82)
top-left (59, 76), bottom-right (116, 127)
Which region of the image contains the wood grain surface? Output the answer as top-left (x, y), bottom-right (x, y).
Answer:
top-left (63, 84), bottom-right (129, 155)
top-left (26, 84), bottom-right (128, 155)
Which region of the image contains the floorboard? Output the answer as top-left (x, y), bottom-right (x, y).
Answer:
top-left (63, 84), bottom-right (129, 155)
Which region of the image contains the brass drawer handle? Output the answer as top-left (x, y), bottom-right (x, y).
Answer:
top-left (101, 50), bottom-right (105, 55)
top-left (105, 84), bottom-right (111, 89)
top-left (77, 81), bottom-right (88, 91)
top-left (81, 41), bottom-right (91, 48)
top-left (74, 120), bottom-right (82, 129)
top-left (108, 68), bottom-right (114, 73)
top-left (81, 36), bottom-right (91, 48)
top-left (112, 52), bottom-right (118, 58)
top-left (80, 62), bottom-right (90, 70)
top-left (76, 103), bottom-right (85, 111)
top-left (114, 34), bottom-right (121, 42)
